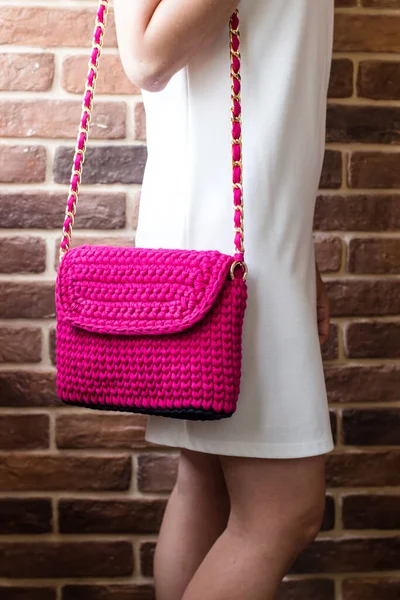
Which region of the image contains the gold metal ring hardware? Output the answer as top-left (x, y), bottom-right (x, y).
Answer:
top-left (230, 261), bottom-right (248, 281)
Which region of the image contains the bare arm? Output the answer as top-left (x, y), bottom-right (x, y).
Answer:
top-left (113, 0), bottom-right (239, 92)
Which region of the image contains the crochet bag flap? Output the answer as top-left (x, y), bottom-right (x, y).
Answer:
top-left (56, 245), bottom-right (235, 336)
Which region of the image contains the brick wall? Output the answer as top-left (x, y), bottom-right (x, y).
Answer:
top-left (0, 0), bottom-right (399, 599)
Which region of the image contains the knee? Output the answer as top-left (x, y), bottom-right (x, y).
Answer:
top-left (289, 491), bottom-right (326, 548)
top-left (230, 487), bottom-right (325, 551)
top-left (279, 483), bottom-right (326, 549)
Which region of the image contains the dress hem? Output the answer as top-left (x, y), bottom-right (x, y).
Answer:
top-left (144, 431), bottom-right (335, 459)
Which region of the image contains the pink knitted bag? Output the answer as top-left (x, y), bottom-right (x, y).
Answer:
top-left (55, 0), bottom-right (248, 420)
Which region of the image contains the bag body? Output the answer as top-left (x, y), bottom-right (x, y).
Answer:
top-left (56, 246), bottom-right (247, 419)
top-left (55, 1), bottom-right (247, 420)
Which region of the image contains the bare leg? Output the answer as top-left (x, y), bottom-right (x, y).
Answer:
top-left (182, 455), bottom-right (327, 600)
top-left (154, 448), bottom-right (230, 600)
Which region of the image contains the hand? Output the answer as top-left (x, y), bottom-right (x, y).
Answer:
top-left (316, 263), bottom-right (330, 346)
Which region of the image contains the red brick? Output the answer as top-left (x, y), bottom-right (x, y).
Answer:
top-left (349, 152), bottom-right (400, 189)
top-left (342, 409), bottom-right (400, 446)
top-left (363, 0), bottom-right (400, 6)
top-left (345, 322), bottom-right (400, 359)
top-left (358, 61), bottom-right (400, 101)
top-left (348, 238), bottom-right (400, 274)
top-left (314, 236), bottom-right (342, 272)
top-left (0, 415), bottom-right (49, 451)
top-left (0, 237), bottom-right (46, 274)
top-left (0, 498), bottom-right (52, 534)
top-left (0, 100), bottom-right (125, 139)
top-left (0, 7), bottom-right (117, 48)
top-left (0, 454), bottom-right (131, 491)
top-left (0, 327), bottom-right (42, 363)
top-left (140, 542), bottom-right (155, 577)
top-left (319, 151), bottom-right (342, 189)
top-left (56, 414), bottom-right (148, 450)
top-left (276, 579), bottom-right (335, 600)
top-left (0, 53), bottom-right (54, 92)
top-left (133, 101), bottom-right (146, 140)
top-left (334, 14), bottom-right (400, 53)
top-left (325, 279), bottom-right (400, 317)
top-left (0, 588), bottom-right (56, 600)
top-left (62, 55), bottom-right (140, 95)
top-left (342, 495), bottom-right (400, 530)
top-left (57, 235), bottom-right (134, 251)
top-left (0, 145), bottom-right (46, 183)
top-left (322, 496), bottom-right (336, 531)
top-left (328, 59), bottom-right (353, 99)
top-left (0, 282), bottom-right (55, 319)
top-left (53, 236), bottom-right (135, 271)
top-left (326, 451), bottom-right (400, 486)
top-left (342, 578), bottom-right (400, 600)
top-left (49, 328), bottom-right (56, 366)
top-left (330, 411), bottom-right (338, 446)
top-left (291, 537), bottom-right (400, 573)
top-left (324, 365), bottom-right (400, 403)
top-left (138, 454), bottom-right (179, 493)
top-left (0, 372), bottom-right (58, 407)
top-left (0, 191), bottom-right (126, 230)
top-left (314, 194), bottom-right (400, 232)
top-left (62, 585), bottom-right (155, 600)
top-left (327, 105), bottom-right (400, 144)
top-left (54, 146), bottom-right (147, 185)
top-left (0, 542), bottom-right (133, 578)
top-left (58, 499), bottom-right (166, 534)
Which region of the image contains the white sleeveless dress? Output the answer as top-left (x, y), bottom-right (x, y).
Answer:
top-left (135, 0), bottom-right (335, 458)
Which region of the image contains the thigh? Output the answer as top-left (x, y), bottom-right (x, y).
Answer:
top-left (177, 449), bottom-right (228, 498)
top-left (220, 454), bottom-right (327, 540)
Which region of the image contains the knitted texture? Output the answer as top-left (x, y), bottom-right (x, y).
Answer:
top-left (58, 246), bottom-right (236, 335)
top-left (55, 3), bottom-right (248, 420)
top-left (56, 246), bottom-right (247, 419)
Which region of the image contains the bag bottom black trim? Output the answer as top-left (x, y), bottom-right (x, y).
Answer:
top-left (61, 398), bottom-right (234, 421)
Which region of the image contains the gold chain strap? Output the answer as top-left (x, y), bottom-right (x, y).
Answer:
top-left (59, 0), bottom-right (109, 262)
top-left (59, 1), bottom-right (246, 277)
top-left (229, 10), bottom-right (247, 280)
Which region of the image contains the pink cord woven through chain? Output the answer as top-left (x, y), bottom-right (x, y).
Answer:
top-left (55, 1), bottom-right (247, 420)
top-left (59, 1), bottom-right (245, 260)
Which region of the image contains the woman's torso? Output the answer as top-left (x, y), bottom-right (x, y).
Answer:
top-left (136, 0), bottom-right (334, 272)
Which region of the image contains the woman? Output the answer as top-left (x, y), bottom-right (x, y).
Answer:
top-left (114, 1), bottom-right (335, 598)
